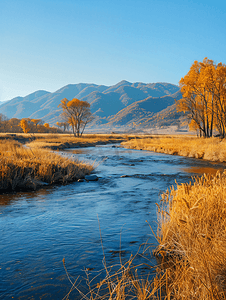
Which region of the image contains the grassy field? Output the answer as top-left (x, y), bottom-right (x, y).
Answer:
top-left (122, 135), bottom-right (226, 162)
top-left (0, 139), bottom-right (93, 192)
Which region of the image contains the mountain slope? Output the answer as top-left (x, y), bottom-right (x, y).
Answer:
top-left (105, 91), bottom-right (182, 126)
top-left (0, 81), bottom-right (182, 128)
top-left (140, 103), bottom-right (189, 129)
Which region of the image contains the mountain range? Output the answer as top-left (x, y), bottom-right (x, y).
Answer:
top-left (0, 80), bottom-right (187, 131)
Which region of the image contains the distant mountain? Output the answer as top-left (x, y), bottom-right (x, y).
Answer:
top-left (105, 91), bottom-right (182, 126)
top-left (0, 81), bottom-right (184, 130)
top-left (140, 103), bottom-right (189, 129)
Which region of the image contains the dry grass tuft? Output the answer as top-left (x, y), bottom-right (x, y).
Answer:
top-left (63, 244), bottom-right (160, 300)
top-left (122, 136), bottom-right (226, 162)
top-left (0, 140), bottom-right (93, 192)
top-left (154, 171), bottom-right (226, 299)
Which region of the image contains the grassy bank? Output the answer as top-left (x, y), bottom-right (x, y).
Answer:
top-left (122, 136), bottom-right (226, 162)
top-left (26, 133), bottom-right (127, 150)
top-left (0, 140), bottom-right (93, 192)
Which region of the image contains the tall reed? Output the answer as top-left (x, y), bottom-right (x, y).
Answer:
top-left (154, 171), bottom-right (226, 299)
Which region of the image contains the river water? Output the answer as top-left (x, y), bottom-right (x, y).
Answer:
top-left (0, 144), bottom-right (225, 299)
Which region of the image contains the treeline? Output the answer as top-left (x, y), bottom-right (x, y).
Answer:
top-left (177, 57), bottom-right (226, 137)
top-left (0, 114), bottom-right (61, 134)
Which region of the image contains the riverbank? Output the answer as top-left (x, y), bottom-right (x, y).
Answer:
top-left (0, 140), bottom-right (93, 192)
top-left (25, 133), bottom-right (127, 149)
top-left (0, 133), bottom-right (129, 193)
top-left (122, 136), bottom-right (226, 162)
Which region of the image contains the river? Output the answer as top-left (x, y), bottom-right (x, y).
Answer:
top-left (0, 144), bottom-right (225, 299)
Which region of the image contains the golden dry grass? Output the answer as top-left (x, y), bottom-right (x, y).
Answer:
top-left (63, 253), bottom-right (156, 300)
top-left (122, 136), bottom-right (226, 162)
top-left (0, 140), bottom-right (93, 192)
top-left (63, 224), bottom-right (158, 300)
top-left (154, 171), bottom-right (226, 299)
top-left (26, 133), bottom-right (127, 150)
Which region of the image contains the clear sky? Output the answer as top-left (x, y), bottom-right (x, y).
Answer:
top-left (0, 0), bottom-right (226, 102)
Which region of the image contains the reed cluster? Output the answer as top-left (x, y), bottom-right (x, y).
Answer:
top-left (122, 136), bottom-right (226, 162)
top-left (0, 140), bottom-right (93, 192)
top-left (154, 171), bottom-right (226, 299)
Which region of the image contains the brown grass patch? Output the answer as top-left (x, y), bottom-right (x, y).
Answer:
top-left (0, 140), bottom-right (93, 192)
top-left (122, 136), bottom-right (226, 162)
top-left (25, 133), bottom-right (127, 150)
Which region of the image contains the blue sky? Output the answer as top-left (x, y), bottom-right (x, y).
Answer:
top-left (0, 0), bottom-right (226, 102)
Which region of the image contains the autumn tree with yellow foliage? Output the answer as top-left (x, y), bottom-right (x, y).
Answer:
top-left (19, 119), bottom-right (31, 133)
top-left (177, 58), bottom-right (226, 137)
top-left (31, 119), bottom-right (42, 128)
top-left (58, 98), bottom-right (93, 137)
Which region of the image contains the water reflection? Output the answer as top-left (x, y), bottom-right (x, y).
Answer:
top-left (0, 186), bottom-right (54, 206)
top-left (183, 165), bottom-right (225, 175)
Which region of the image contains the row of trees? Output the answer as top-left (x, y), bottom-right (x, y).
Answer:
top-left (19, 119), bottom-right (52, 133)
top-left (0, 115), bottom-right (60, 133)
top-left (177, 58), bottom-right (226, 137)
